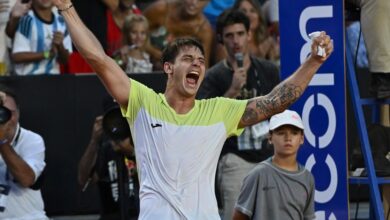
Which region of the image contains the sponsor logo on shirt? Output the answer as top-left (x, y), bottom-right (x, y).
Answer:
top-left (151, 123), bottom-right (162, 128)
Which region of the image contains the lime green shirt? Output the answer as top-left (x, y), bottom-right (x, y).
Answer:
top-left (122, 79), bottom-right (247, 219)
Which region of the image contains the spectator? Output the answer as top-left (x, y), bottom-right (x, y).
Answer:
top-left (54, 0), bottom-right (333, 217)
top-left (11, 0), bottom-right (72, 75)
top-left (143, 0), bottom-right (213, 67)
top-left (358, 0), bottom-right (390, 99)
top-left (113, 14), bottom-right (153, 73)
top-left (197, 9), bottom-right (280, 220)
top-left (214, 0), bottom-right (279, 64)
top-left (203, 0), bottom-right (234, 29)
top-left (0, 85), bottom-right (48, 219)
top-left (234, 0), bottom-right (279, 62)
top-left (78, 98), bottom-right (139, 220)
top-left (261, 0), bottom-right (279, 37)
top-left (0, 0), bottom-right (30, 75)
top-left (346, 21), bottom-right (368, 69)
top-left (345, 2), bottom-right (368, 69)
top-left (233, 110), bottom-right (315, 220)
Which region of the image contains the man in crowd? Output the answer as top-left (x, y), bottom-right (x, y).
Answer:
top-left (52, 0), bottom-right (333, 218)
top-left (78, 98), bottom-right (139, 220)
top-left (0, 85), bottom-right (48, 219)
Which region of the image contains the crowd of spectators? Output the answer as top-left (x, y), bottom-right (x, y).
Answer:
top-left (0, 0), bottom-right (280, 76)
top-left (2, 0), bottom-right (387, 219)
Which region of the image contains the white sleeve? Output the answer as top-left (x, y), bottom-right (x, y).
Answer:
top-left (12, 16), bottom-right (33, 53)
top-left (17, 131), bottom-right (46, 181)
top-left (13, 31), bottom-right (33, 53)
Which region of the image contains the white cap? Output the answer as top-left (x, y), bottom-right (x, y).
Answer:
top-left (269, 110), bottom-right (304, 131)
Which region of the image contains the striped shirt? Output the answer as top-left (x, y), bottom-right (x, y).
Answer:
top-left (12, 9), bottom-right (72, 75)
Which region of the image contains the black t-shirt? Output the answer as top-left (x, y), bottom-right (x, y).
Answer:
top-left (95, 138), bottom-right (139, 219)
top-left (197, 57), bottom-right (280, 162)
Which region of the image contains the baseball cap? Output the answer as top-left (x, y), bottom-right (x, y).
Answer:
top-left (269, 110), bottom-right (304, 131)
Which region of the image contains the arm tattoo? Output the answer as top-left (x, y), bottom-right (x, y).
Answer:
top-left (241, 83), bottom-right (302, 125)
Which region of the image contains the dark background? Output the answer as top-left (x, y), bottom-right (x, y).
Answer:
top-left (0, 73), bottom-right (166, 216)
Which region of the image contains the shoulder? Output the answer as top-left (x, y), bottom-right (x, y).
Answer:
top-left (206, 61), bottom-right (230, 75)
top-left (252, 56), bottom-right (278, 70)
top-left (21, 127), bottom-right (43, 139)
top-left (17, 12), bottom-right (34, 36)
top-left (144, 0), bottom-right (168, 19)
top-left (19, 127), bottom-right (45, 147)
top-left (54, 11), bottom-right (65, 24)
top-left (251, 57), bottom-right (280, 81)
top-left (248, 161), bottom-right (271, 176)
top-left (198, 16), bottom-right (213, 34)
top-left (302, 166), bottom-right (315, 181)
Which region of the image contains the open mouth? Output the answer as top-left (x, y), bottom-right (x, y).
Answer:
top-left (186, 71), bottom-right (200, 87)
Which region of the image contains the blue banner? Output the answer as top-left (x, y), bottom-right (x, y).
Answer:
top-left (279, 0), bottom-right (348, 219)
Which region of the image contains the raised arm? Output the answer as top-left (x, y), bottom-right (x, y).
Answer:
top-left (52, 0), bottom-right (130, 107)
top-left (238, 32), bottom-right (333, 128)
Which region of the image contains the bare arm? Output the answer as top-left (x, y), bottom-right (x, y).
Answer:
top-left (5, 0), bottom-right (31, 39)
top-left (78, 116), bottom-right (103, 187)
top-left (0, 142), bottom-right (36, 187)
top-left (232, 210), bottom-right (250, 220)
top-left (12, 50), bottom-right (56, 63)
top-left (238, 32), bottom-right (333, 128)
top-left (53, 0), bottom-right (130, 107)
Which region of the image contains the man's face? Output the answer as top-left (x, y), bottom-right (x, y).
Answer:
top-left (181, 0), bottom-right (209, 16)
top-left (221, 23), bottom-right (251, 58)
top-left (165, 46), bottom-right (206, 97)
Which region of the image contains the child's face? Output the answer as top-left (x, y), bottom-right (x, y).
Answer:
top-left (269, 125), bottom-right (304, 157)
top-left (127, 22), bottom-right (148, 48)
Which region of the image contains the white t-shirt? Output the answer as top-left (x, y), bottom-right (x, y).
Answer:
top-left (12, 9), bottom-right (72, 75)
top-left (122, 80), bottom-right (247, 219)
top-left (0, 126), bottom-right (48, 220)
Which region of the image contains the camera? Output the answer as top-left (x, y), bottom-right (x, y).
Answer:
top-left (102, 106), bottom-right (131, 141)
top-left (0, 105), bottom-right (11, 124)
